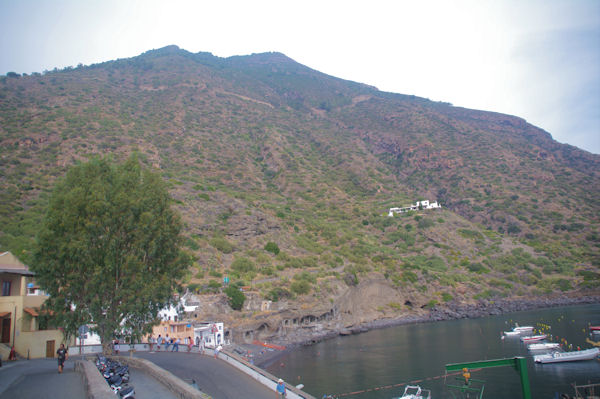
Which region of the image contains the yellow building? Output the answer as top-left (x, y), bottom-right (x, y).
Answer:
top-left (0, 251), bottom-right (66, 359)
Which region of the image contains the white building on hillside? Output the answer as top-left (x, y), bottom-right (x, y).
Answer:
top-left (194, 322), bottom-right (224, 348)
top-left (388, 200), bottom-right (441, 216)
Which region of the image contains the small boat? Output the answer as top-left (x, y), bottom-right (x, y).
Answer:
top-left (528, 343), bottom-right (561, 351)
top-left (590, 326), bottom-right (600, 331)
top-left (521, 334), bottom-right (547, 343)
top-left (503, 325), bottom-right (534, 336)
top-left (534, 347), bottom-right (600, 364)
top-left (503, 331), bottom-right (522, 337)
top-left (513, 325), bottom-right (534, 332)
top-left (393, 385), bottom-right (432, 399)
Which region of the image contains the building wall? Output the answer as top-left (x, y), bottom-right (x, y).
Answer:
top-left (16, 329), bottom-right (66, 358)
top-left (0, 275), bottom-right (67, 358)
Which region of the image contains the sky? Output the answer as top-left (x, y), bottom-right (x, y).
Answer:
top-left (1, 0), bottom-right (598, 154)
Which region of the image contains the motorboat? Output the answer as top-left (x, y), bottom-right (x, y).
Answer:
top-left (528, 343), bottom-right (561, 351)
top-left (590, 326), bottom-right (600, 334)
top-left (513, 325), bottom-right (534, 332)
top-left (394, 385), bottom-right (432, 399)
top-left (534, 347), bottom-right (600, 364)
top-left (521, 334), bottom-right (547, 343)
top-left (503, 325), bottom-right (534, 336)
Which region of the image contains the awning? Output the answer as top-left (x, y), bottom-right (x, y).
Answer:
top-left (0, 311), bottom-right (11, 318)
top-left (23, 307), bottom-right (39, 317)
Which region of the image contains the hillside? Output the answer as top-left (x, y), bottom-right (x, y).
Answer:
top-left (1, 45), bottom-right (598, 342)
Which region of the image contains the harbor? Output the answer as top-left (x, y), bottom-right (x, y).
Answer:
top-left (265, 304), bottom-right (600, 398)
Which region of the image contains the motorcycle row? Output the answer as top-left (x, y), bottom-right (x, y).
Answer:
top-left (95, 354), bottom-right (135, 398)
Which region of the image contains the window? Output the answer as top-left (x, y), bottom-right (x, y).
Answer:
top-left (2, 281), bottom-right (11, 296)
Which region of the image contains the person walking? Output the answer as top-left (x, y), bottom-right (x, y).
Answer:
top-left (157, 334), bottom-right (162, 351)
top-left (275, 378), bottom-right (287, 398)
top-left (164, 335), bottom-right (171, 351)
top-left (199, 337), bottom-right (205, 355)
top-left (187, 336), bottom-right (193, 353)
top-left (57, 343), bottom-right (68, 374)
top-left (214, 344), bottom-right (222, 359)
top-left (149, 335), bottom-right (155, 352)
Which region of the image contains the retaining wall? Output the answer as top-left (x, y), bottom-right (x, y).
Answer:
top-left (113, 356), bottom-right (211, 399)
top-left (217, 349), bottom-right (316, 399)
top-left (74, 360), bottom-right (113, 399)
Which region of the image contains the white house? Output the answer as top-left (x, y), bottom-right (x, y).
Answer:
top-left (388, 200), bottom-right (441, 216)
top-left (194, 322), bottom-right (224, 348)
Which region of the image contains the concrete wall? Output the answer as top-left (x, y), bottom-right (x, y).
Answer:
top-left (112, 356), bottom-right (211, 399)
top-left (74, 360), bottom-right (114, 399)
top-left (217, 349), bottom-right (316, 399)
top-left (16, 329), bottom-right (65, 358)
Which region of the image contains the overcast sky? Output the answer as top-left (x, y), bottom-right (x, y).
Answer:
top-left (1, 0), bottom-right (598, 154)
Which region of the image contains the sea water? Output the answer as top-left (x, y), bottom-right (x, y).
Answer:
top-left (266, 304), bottom-right (600, 398)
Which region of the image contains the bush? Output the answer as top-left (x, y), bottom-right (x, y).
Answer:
top-left (266, 287), bottom-right (292, 302)
top-left (441, 293), bottom-right (453, 302)
top-left (290, 280), bottom-right (311, 295)
top-left (466, 262), bottom-right (488, 274)
top-left (417, 218), bottom-right (434, 229)
top-left (210, 237), bottom-right (234, 253)
top-left (264, 242), bottom-right (280, 255)
top-left (231, 257), bottom-right (255, 273)
top-left (224, 286), bottom-right (245, 310)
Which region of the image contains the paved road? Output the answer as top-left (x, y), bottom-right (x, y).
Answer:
top-left (0, 356), bottom-right (178, 399)
top-left (0, 358), bottom-right (85, 399)
top-left (136, 351), bottom-right (276, 399)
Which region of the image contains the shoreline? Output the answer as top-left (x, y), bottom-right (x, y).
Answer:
top-left (251, 294), bottom-right (600, 368)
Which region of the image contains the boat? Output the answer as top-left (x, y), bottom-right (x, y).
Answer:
top-left (590, 326), bottom-right (600, 331)
top-left (393, 385), bottom-right (432, 399)
top-left (503, 325), bottom-right (534, 336)
top-left (528, 343), bottom-right (561, 351)
top-left (513, 325), bottom-right (534, 332)
top-left (521, 334), bottom-right (547, 343)
top-left (534, 347), bottom-right (600, 364)
top-left (503, 331), bottom-right (522, 337)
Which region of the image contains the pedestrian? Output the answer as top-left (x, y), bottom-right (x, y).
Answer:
top-left (157, 334), bottom-right (162, 351)
top-left (164, 335), bottom-right (171, 351)
top-left (199, 337), bottom-right (205, 355)
top-left (172, 337), bottom-right (180, 352)
top-left (214, 344), bottom-right (222, 359)
top-left (149, 335), bottom-right (155, 352)
top-left (113, 339), bottom-right (120, 355)
top-left (187, 336), bottom-right (193, 353)
top-left (8, 346), bottom-right (16, 361)
top-left (275, 378), bottom-right (287, 398)
top-left (57, 343), bottom-right (68, 374)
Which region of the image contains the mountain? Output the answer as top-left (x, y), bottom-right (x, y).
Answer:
top-left (1, 45), bottom-right (598, 341)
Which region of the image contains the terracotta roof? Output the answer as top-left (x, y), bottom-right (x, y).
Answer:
top-left (0, 312), bottom-right (11, 318)
top-left (24, 307), bottom-right (39, 317)
top-left (0, 252), bottom-right (34, 275)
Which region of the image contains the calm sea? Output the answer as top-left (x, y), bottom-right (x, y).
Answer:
top-left (265, 304), bottom-right (600, 398)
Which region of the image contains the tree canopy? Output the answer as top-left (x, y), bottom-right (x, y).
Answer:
top-left (32, 156), bottom-right (188, 351)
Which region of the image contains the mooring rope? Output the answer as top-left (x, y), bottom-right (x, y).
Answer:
top-left (325, 368), bottom-right (483, 398)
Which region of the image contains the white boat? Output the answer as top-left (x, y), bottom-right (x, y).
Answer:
top-left (534, 348), bottom-right (600, 364)
top-left (393, 385), bottom-right (432, 399)
top-left (521, 334), bottom-right (547, 343)
top-left (503, 325), bottom-right (534, 336)
top-left (528, 343), bottom-right (561, 351)
top-left (513, 325), bottom-right (534, 332)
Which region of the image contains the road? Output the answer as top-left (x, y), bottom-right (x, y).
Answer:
top-left (135, 351), bottom-right (276, 399)
top-left (0, 358), bottom-right (85, 399)
top-left (0, 356), bottom-right (177, 399)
